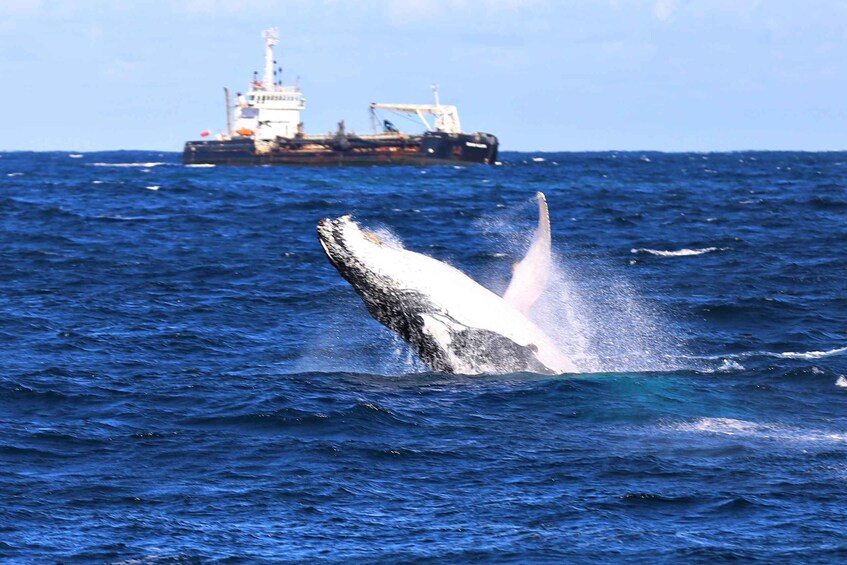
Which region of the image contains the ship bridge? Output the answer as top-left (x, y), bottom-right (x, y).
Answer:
top-left (232, 28), bottom-right (305, 141)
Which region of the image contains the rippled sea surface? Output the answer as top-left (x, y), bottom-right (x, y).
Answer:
top-left (2, 151), bottom-right (846, 562)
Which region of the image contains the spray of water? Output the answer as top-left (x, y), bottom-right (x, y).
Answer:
top-left (477, 197), bottom-right (689, 374)
top-left (534, 258), bottom-right (687, 373)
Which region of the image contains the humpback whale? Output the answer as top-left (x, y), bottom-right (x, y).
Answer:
top-left (317, 193), bottom-right (575, 375)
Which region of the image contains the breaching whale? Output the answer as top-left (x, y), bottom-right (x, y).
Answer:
top-left (316, 193), bottom-right (575, 375)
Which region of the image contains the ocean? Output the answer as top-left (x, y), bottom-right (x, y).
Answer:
top-left (1, 150), bottom-right (846, 562)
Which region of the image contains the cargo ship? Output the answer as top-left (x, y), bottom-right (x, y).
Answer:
top-left (182, 29), bottom-right (499, 167)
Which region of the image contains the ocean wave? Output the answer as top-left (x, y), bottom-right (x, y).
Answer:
top-left (776, 346), bottom-right (847, 359)
top-left (91, 162), bottom-right (169, 168)
top-left (185, 163), bottom-right (216, 168)
top-left (94, 214), bottom-right (158, 222)
top-left (836, 376), bottom-right (847, 388)
top-left (688, 346), bottom-right (847, 363)
top-left (673, 417), bottom-right (847, 444)
top-left (631, 247), bottom-right (725, 257)
top-left (715, 359), bottom-right (745, 372)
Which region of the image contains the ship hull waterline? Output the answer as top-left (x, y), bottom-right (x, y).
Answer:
top-left (182, 132), bottom-right (499, 167)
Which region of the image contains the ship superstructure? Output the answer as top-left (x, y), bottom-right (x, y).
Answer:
top-left (182, 28), bottom-right (498, 166)
top-left (231, 28), bottom-right (305, 141)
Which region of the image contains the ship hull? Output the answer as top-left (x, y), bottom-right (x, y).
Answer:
top-left (182, 132), bottom-right (498, 166)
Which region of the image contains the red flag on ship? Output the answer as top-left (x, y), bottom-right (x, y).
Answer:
top-left (200, 130), bottom-right (211, 137)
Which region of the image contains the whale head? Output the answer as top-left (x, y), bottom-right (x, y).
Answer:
top-left (317, 214), bottom-right (390, 287)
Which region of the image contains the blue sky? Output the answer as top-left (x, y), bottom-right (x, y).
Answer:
top-left (2, 0), bottom-right (846, 151)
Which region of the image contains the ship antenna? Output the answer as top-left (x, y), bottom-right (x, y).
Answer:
top-left (262, 28), bottom-right (279, 91)
top-left (432, 83), bottom-right (440, 107)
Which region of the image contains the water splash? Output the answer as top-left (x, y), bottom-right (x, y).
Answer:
top-left (478, 196), bottom-right (691, 374)
top-left (532, 255), bottom-right (689, 373)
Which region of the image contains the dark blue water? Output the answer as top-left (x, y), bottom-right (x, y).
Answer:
top-left (2, 151), bottom-right (846, 562)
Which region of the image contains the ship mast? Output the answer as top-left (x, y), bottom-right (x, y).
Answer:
top-left (224, 87), bottom-right (232, 135)
top-left (262, 28), bottom-right (279, 89)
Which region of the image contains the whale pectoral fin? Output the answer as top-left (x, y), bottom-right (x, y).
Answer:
top-left (503, 192), bottom-right (552, 314)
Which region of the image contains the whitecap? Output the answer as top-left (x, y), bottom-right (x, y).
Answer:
top-left (92, 180), bottom-right (105, 184)
top-left (145, 185), bottom-right (161, 191)
top-left (683, 356), bottom-right (744, 374)
top-left (716, 359), bottom-right (744, 372)
top-left (778, 346), bottom-right (847, 360)
top-left (630, 247), bottom-right (724, 257)
top-left (675, 417), bottom-right (847, 444)
top-left (532, 157), bottom-right (545, 162)
top-left (836, 376), bottom-right (847, 388)
top-left (68, 154), bottom-right (83, 158)
top-left (184, 163), bottom-right (215, 168)
top-left (6, 172), bottom-right (23, 177)
top-left (95, 214), bottom-right (149, 221)
top-left (92, 162), bottom-right (167, 168)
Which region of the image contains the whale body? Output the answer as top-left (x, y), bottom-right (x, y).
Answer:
top-left (316, 193), bottom-right (575, 375)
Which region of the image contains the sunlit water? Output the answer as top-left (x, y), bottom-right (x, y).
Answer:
top-left (1, 151), bottom-right (846, 562)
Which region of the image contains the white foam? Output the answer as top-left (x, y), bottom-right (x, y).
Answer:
top-left (92, 162), bottom-right (167, 168)
top-left (68, 153), bottom-right (83, 158)
top-left (6, 172), bottom-right (23, 177)
top-left (532, 157), bottom-right (545, 162)
top-left (631, 247), bottom-right (724, 257)
top-left (778, 346), bottom-right (847, 360)
top-left (691, 347), bottom-right (847, 366)
top-left (92, 180), bottom-right (105, 184)
top-left (184, 163), bottom-right (215, 168)
top-left (145, 185), bottom-right (161, 191)
top-left (836, 376), bottom-right (847, 388)
top-left (675, 417), bottom-right (847, 444)
top-left (716, 359), bottom-right (745, 372)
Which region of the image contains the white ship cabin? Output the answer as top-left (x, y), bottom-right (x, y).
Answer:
top-left (231, 28), bottom-right (305, 141)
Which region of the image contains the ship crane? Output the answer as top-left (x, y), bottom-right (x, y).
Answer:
top-left (369, 85), bottom-right (462, 135)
